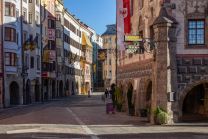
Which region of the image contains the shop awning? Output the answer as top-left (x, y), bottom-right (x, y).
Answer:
top-left (82, 32), bottom-right (93, 47)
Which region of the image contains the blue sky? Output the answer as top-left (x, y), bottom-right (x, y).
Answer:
top-left (64, 0), bottom-right (116, 35)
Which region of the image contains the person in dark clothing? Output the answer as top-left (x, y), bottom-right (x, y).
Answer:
top-left (105, 89), bottom-right (108, 98)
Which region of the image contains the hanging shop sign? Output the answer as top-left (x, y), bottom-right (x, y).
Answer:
top-left (98, 49), bottom-right (107, 61)
top-left (125, 45), bottom-right (145, 54)
top-left (124, 35), bottom-right (143, 42)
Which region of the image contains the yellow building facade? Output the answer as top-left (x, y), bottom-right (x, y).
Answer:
top-left (101, 24), bottom-right (116, 89)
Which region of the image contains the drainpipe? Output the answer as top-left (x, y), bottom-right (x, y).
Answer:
top-left (40, 2), bottom-right (47, 102)
top-left (1, 0), bottom-right (5, 107)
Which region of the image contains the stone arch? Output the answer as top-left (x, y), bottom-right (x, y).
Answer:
top-left (26, 79), bottom-right (31, 104)
top-left (142, 78), bottom-right (153, 109)
top-left (35, 80), bottom-right (40, 102)
top-left (179, 79), bottom-right (208, 120)
top-left (10, 81), bottom-right (20, 105)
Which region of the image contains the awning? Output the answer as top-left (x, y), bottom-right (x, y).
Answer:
top-left (82, 32), bottom-right (93, 47)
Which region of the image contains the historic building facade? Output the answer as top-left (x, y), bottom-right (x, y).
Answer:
top-left (102, 24), bottom-right (116, 90)
top-left (117, 0), bottom-right (208, 124)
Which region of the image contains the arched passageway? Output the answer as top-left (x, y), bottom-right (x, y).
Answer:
top-left (72, 81), bottom-right (74, 95)
top-left (182, 83), bottom-right (208, 122)
top-left (59, 81), bottom-right (63, 97)
top-left (26, 80), bottom-right (31, 104)
top-left (143, 79), bottom-right (152, 108)
top-left (10, 81), bottom-right (19, 105)
top-left (52, 80), bottom-right (55, 98)
top-left (35, 81), bottom-right (40, 102)
top-left (44, 80), bottom-right (48, 100)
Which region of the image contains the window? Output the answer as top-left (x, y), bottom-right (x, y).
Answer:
top-left (56, 30), bottom-right (61, 38)
top-left (44, 7), bottom-right (47, 19)
top-left (109, 49), bottom-right (111, 54)
top-left (49, 1), bottom-right (51, 12)
top-left (5, 53), bottom-right (16, 66)
top-left (23, 10), bottom-right (27, 23)
top-left (5, 2), bottom-right (16, 17)
top-left (36, 0), bottom-right (39, 5)
top-left (115, 59), bottom-right (116, 65)
top-left (41, 6), bottom-right (44, 17)
top-left (115, 70), bottom-right (116, 76)
top-left (56, 14), bottom-right (61, 21)
top-left (48, 19), bottom-right (54, 29)
top-left (36, 12), bottom-right (39, 25)
top-left (115, 38), bottom-right (116, 43)
top-left (109, 60), bottom-right (111, 65)
top-left (31, 57), bottom-right (34, 68)
top-left (29, 0), bottom-right (32, 3)
top-left (52, 3), bottom-right (54, 14)
top-left (16, 9), bottom-right (19, 22)
top-left (131, 0), bottom-right (133, 16)
top-left (140, 0), bottom-right (144, 9)
top-left (24, 32), bottom-right (27, 43)
top-left (37, 57), bottom-right (40, 70)
top-left (16, 33), bottom-right (19, 45)
top-left (5, 27), bottom-right (16, 42)
top-left (48, 40), bottom-right (55, 50)
top-left (45, 26), bottom-right (47, 36)
top-left (188, 20), bottom-right (205, 45)
top-left (109, 38), bottom-right (111, 43)
top-left (29, 13), bottom-right (32, 24)
top-left (109, 70), bottom-right (112, 76)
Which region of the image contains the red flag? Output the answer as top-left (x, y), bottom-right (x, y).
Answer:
top-left (116, 0), bottom-right (131, 51)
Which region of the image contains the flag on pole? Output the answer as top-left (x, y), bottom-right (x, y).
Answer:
top-left (23, 37), bottom-right (32, 51)
top-left (30, 36), bottom-right (38, 51)
top-left (116, 0), bottom-right (131, 51)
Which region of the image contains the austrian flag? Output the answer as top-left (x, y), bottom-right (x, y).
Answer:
top-left (116, 0), bottom-right (131, 51)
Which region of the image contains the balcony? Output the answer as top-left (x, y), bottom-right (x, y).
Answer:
top-left (83, 56), bottom-right (92, 64)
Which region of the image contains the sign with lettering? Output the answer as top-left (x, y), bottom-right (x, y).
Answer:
top-left (106, 103), bottom-right (115, 114)
top-left (48, 29), bottom-right (55, 37)
top-left (124, 35), bottom-right (142, 42)
top-left (125, 45), bottom-right (145, 54)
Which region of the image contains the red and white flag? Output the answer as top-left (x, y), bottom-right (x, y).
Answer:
top-left (116, 0), bottom-right (131, 51)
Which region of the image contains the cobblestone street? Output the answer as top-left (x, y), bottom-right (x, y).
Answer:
top-left (0, 92), bottom-right (207, 139)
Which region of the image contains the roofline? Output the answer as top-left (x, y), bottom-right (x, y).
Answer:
top-left (57, 0), bottom-right (64, 6)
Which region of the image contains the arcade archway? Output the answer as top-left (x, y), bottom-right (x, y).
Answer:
top-left (59, 81), bottom-right (63, 97)
top-left (143, 79), bottom-right (152, 108)
top-left (182, 83), bottom-right (208, 122)
top-left (10, 81), bottom-right (19, 105)
top-left (52, 80), bottom-right (55, 98)
top-left (26, 79), bottom-right (31, 104)
top-left (35, 81), bottom-right (40, 102)
top-left (44, 80), bottom-right (48, 100)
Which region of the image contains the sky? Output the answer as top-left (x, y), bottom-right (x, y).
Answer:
top-left (64, 0), bottom-right (116, 36)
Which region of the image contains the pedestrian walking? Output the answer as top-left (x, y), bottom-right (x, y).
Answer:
top-left (105, 89), bottom-right (108, 98)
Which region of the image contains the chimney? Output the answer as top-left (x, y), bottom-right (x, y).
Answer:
top-left (80, 22), bottom-right (84, 25)
top-left (77, 19), bottom-right (80, 22)
top-left (72, 15), bottom-right (75, 18)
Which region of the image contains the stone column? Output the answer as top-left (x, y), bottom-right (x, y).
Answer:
top-left (204, 88), bottom-right (208, 116)
top-left (151, 7), bottom-right (179, 124)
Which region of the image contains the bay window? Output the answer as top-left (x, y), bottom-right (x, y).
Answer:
top-left (5, 2), bottom-right (16, 17)
top-left (5, 27), bottom-right (16, 42)
top-left (48, 19), bottom-right (55, 29)
top-left (5, 53), bottom-right (17, 66)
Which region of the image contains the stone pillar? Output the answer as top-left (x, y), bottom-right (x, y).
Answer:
top-left (204, 88), bottom-right (208, 116)
top-left (151, 7), bottom-right (179, 124)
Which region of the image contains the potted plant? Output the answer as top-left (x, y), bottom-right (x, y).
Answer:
top-left (157, 111), bottom-right (168, 124)
top-left (115, 87), bottom-right (124, 112)
top-left (138, 108), bottom-right (147, 117)
top-left (153, 107), bottom-right (163, 124)
top-left (127, 89), bottom-right (135, 116)
top-left (146, 108), bottom-right (151, 122)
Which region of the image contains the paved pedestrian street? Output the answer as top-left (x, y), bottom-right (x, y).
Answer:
top-left (0, 92), bottom-right (207, 139)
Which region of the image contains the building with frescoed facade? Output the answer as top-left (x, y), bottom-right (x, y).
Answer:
top-left (41, 0), bottom-right (57, 100)
top-left (22, 0), bottom-right (41, 104)
top-left (102, 24), bottom-right (116, 90)
top-left (55, 0), bottom-right (64, 97)
top-left (117, 0), bottom-right (208, 124)
top-left (3, 0), bottom-right (23, 107)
